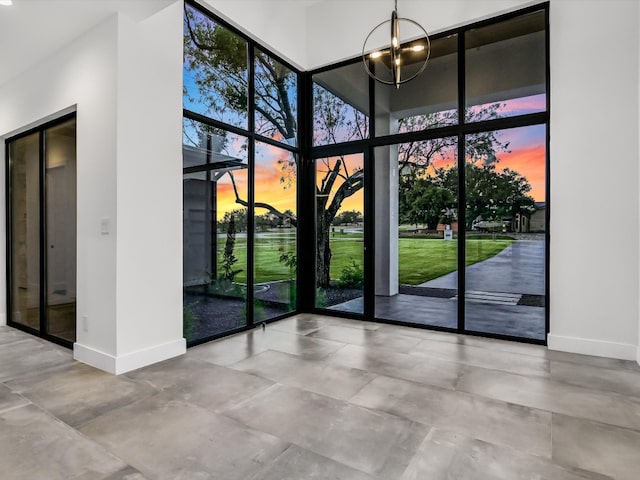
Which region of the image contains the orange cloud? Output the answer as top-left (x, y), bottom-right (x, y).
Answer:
top-left (496, 145), bottom-right (546, 201)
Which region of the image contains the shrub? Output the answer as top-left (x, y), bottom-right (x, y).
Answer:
top-left (336, 259), bottom-right (363, 289)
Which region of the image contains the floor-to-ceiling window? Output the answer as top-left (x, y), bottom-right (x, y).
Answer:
top-left (183, 1), bottom-right (299, 345)
top-left (182, 2), bottom-right (548, 345)
top-left (310, 5), bottom-right (548, 343)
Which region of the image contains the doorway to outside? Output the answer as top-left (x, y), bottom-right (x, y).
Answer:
top-left (6, 113), bottom-right (77, 346)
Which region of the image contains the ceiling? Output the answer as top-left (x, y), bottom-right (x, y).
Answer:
top-left (0, 0), bottom-right (176, 86)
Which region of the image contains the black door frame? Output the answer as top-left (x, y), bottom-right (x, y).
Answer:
top-left (5, 112), bottom-right (77, 348)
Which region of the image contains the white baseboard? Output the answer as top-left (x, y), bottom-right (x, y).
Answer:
top-left (0, 312), bottom-right (6, 326)
top-left (74, 338), bottom-right (186, 375)
top-left (548, 334), bottom-right (637, 361)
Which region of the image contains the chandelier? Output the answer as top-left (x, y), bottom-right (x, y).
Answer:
top-left (362, 0), bottom-right (430, 89)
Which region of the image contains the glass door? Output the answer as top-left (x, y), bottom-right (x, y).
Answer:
top-left (315, 153), bottom-right (365, 314)
top-left (8, 132), bottom-right (41, 332)
top-left (374, 140), bottom-right (459, 328)
top-left (7, 114), bottom-right (77, 345)
top-left (44, 118), bottom-right (77, 342)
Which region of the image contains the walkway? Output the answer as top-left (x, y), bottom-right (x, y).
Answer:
top-left (331, 240), bottom-right (546, 340)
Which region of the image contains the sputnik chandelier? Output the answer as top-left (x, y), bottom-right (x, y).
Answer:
top-left (362, 0), bottom-right (430, 89)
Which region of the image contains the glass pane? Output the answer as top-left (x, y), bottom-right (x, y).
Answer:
top-left (183, 118), bottom-right (248, 169)
top-left (465, 125), bottom-right (546, 340)
top-left (376, 35), bottom-right (458, 136)
top-left (374, 139), bottom-right (458, 327)
top-left (465, 10), bottom-right (546, 121)
top-left (45, 119), bottom-right (77, 342)
top-left (183, 4), bottom-right (248, 129)
top-left (183, 141), bottom-right (249, 343)
top-left (313, 63), bottom-right (369, 146)
top-left (315, 154), bottom-right (364, 313)
top-left (253, 142), bottom-right (297, 322)
top-left (255, 49), bottom-right (298, 145)
top-left (9, 132), bottom-right (40, 331)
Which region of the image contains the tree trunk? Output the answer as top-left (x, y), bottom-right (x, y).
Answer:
top-left (316, 209), bottom-right (332, 288)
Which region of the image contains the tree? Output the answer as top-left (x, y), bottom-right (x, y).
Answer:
top-left (185, 6), bottom-right (299, 227)
top-left (398, 161), bottom-right (536, 232)
top-left (333, 210), bottom-right (362, 226)
top-left (465, 163), bottom-right (535, 229)
top-left (218, 208), bottom-right (247, 232)
top-left (184, 7), bottom-right (512, 289)
top-left (400, 177), bottom-right (456, 229)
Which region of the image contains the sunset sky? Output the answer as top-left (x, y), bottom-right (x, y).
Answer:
top-left (189, 90), bottom-right (545, 219)
top-left (214, 120), bottom-right (545, 220)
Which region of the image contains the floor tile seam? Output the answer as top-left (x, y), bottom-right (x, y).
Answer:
top-left (69, 388), bottom-right (174, 431)
top-left (456, 386), bottom-right (640, 434)
top-left (377, 331), bottom-right (550, 359)
top-left (547, 419), bottom-right (618, 480)
top-left (222, 403), bottom-right (410, 480)
top-left (334, 361), bottom-right (460, 393)
top-left (502, 367), bottom-right (640, 406)
top-left (227, 346), bottom-right (373, 377)
top-left (404, 349), bottom-right (552, 381)
top-left (218, 382), bottom-right (283, 415)
top-left (547, 378), bottom-right (640, 403)
top-left (412, 338), bottom-right (551, 362)
top-left (18, 400), bottom-right (132, 468)
top-left (248, 341), bottom-right (351, 362)
top-left (414, 418), bottom-right (556, 462)
top-left (224, 363), bottom-right (379, 403)
top-left (549, 356), bottom-right (640, 378)
top-left (410, 335), bottom-right (550, 360)
top-left (349, 371), bottom-right (551, 414)
top-left (221, 380), bottom-right (426, 431)
top-left (0, 398), bottom-right (32, 415)
top-left (268, 325), bottom-right (323, 336)
top-left (346, 375), bottom-right (555, 456)
top-left (246, 443), bottom-right (375, 480)
top-left (0, 359), bottom-right (76, 385)
top-left (245, 443), bottom-right (298, 480)
top-left (551, 411), bottom-right (640, 436)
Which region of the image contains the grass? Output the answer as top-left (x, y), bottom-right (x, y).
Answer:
top-left (215, 232), bottom-right (513, 285)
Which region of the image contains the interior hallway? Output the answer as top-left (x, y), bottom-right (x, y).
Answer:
top-left (1, 316), bottom-right (640, 479)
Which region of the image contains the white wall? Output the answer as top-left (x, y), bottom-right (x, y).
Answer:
top-left (0, 15), bottom-right (120, 351)
top-left (114, 2), bottom-right (184, 369)
top-left (0, 1), bottom-right (185, 374)
top-left (548, 0), bottom-right (639, 361)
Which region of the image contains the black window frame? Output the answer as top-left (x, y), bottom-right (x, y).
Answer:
top-left (306, 2), bottom-right (550, 346)
top-left (183, 0), bottom-right (303, 347)
top-left (183, 0), bottom-right (550, 347)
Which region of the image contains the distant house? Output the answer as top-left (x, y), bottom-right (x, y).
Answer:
top-left (513, 202), bottom-right (546, 233)
top-left (436, 221), bottom-right (459, 233)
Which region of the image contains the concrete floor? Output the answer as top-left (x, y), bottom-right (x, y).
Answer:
top-left (1, 316), bottom-right (640, 479)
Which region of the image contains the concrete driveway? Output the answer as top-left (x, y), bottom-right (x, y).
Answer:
top-left (421, 240), bottom-right (545, 296)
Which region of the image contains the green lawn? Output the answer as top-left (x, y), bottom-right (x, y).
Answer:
top-left (217, 233), bottom-right (512, 285)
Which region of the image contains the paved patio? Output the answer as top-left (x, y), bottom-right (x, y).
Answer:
top-left (330, 240), bottom-right (546, 340)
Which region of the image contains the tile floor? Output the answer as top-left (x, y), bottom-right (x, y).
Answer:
top-left (1, 315), bottom-right (640, 479)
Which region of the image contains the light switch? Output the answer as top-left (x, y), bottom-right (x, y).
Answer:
top-left (101, 218), bottom-right (110, 235)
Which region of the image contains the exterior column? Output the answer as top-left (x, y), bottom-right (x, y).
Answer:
top-left (374, 113), bottom-right (399, 296)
